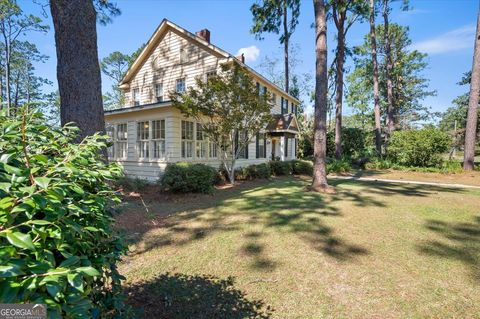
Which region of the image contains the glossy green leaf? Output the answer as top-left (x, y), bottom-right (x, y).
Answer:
top-left (6, 231), bottom-right (35, 250)
top-left (35, 177), bottom-right (51, 190)
top-left (67, 273), bottom-right (83, 292)
top-left (75, 266), bottom-right (100, 277)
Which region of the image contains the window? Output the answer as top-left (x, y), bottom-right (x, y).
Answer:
top-left (271, 93), bottom-right (276, 105)
top-left (106, 124), bottom-right (115, 158)
top-left (209, 142), bottom-right (217, 158)
top-left (284, 99), bottom-right (289, 114)
top-left (152, 120), bottom-right (166, 159)
top-left (281, 97), bottom-right (287, 114)
top-left (206, 70), bottom-right (216, 81)
top-left (256, 133), bottom-right (266, 158)
top-left (292, 104), bottom-right (298, 116)
top-left (116, 123), bottom-right (128, 159)
top-left (137, 121), bottom-right (149, 158)
top-left (181, 120), bottom-right (194, 158)
top-left (176, 78), bottom-right (186, 93)
top-left (236, 130), bottom-right (248, 159)
top-left (196, 123), bottom-right (207, 158)
top-left (155, 83), bottom-right (163, 102)
top-left (133, 88), bottom-right (140, 106)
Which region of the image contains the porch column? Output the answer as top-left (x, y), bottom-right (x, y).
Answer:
top-left (280, 136), bottom-right (285, 161)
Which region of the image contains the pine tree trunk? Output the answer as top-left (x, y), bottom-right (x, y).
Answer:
top-left (334, 12), bottom-right (345, 160)
top-left (50, 0), bottom-right (105, 141)
top-left (464, 9), bottom-right (480, 171)
top-left (283, 2), bottom-right (289, 93)
top-left (312, 0), bottom-right (330, 191)
top-left (370, 0), bottom-right (382, 155)
top-left (383, 0), bottom-right (394, 137)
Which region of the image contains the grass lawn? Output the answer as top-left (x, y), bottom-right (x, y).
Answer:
top-left (115, 176), bottom-right (480, 319)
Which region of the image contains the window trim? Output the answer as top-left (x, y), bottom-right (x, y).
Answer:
top-left (181, 120), bottom-right (195, 159)
top-left (154, 83), bottom-right (164, 102)
top-left (176, 78), bottom-right (186, 93)
top-left (132, 88), bottom-right (140, 106)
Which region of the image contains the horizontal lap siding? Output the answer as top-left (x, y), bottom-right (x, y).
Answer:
top-left (125, 30), bottom-right (221, 106)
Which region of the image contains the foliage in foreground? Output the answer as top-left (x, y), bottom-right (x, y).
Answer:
top-left (0, 109), bottom-right (130, 317)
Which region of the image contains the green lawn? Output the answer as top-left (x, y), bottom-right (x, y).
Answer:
top-left (116, 176), bottom-right (480, 319)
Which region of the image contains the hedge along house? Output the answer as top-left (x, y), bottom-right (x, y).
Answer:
top-left (105, 19), bottom-right (300, 180)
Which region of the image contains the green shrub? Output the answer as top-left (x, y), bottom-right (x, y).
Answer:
top-left (387, 128), bottom-right (450, 167)
top-left (292, 159), bottom-right (313, 176)
top-left (327, 128), bottom-right (375, 159)
top-left (365, 158), bottom-right (396, 170)
top-left (269, 160), bottom-right (293, 175)
top-left (246, 163), bottom-right (271, 179)
top-left (161, 162), bottom-right (216, 193)
top-left (0, 109), bottom-right (129, 317)
top-left (327, 158), bottom-right (352, 174)
top-left (115, 176), bottom-right (149, 192)
top-left (234, 166), bottom-right (249, 181)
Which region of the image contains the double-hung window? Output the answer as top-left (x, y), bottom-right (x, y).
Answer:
top-left (176, 78), bottom-right (186, 93)
top-left (209, 142), bottom-right (217, 158)
top-left (256, 133), bottom-right (266, 158)
top-left (133, 88), bottom-right (140, 106)
top-left (152, 120), bottom-right (166, 159)
top-left (155, 83), bottom-right (163, 102)
top-left (196, 123), bottom-right (207, 158)
top-left (181, 120), bottom-right (194, 158)
top-left (116, 123), bottom-right (128, 159)
top-left (137, 121), bottom-right (149, 158)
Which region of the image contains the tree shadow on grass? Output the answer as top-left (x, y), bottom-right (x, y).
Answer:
top-left (118, 177), bottom-right (465, 263)
top-left (126, 273), bottom-right (273, 319)
top-left (418, 216), bottom-right (480, 281)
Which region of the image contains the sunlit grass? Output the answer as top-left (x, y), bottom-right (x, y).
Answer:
top-left (117, 177), bottom-right (480, 319)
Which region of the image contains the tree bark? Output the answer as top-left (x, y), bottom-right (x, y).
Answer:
top-left (383, 0), bottom-right (394, 137)
top-left (283, 1), bottom-right (289, 93)
top-left (311, 0), bottom-right (330, 191)
top-left (50, 0), bottom-right (105, 141)
top-left (464, 9), bottom-right (480, 171)
top-left (370, 0), bottom-right (382, 155)
top-left (334, 6), bottom-right (346, 160)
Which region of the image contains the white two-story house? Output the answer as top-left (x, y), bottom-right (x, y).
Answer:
top-left (105, 19), bottom-right (300, 180)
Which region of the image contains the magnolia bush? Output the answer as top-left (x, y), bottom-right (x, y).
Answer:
top-left (0, 109), bottom-right (130, 318)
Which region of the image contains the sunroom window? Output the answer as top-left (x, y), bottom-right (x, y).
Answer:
top-left (196, 123), bottom-right (207, 158)
top-left (152, 120), bottom-right (166, 159)
top-left (116, 123), bottom-right (128, 159)
top-left (181, 120), bottom-right (194, 158)
top-left (137, 121), bottom-right (149, 158)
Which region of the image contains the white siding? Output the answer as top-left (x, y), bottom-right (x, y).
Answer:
top-left (124, 30), bottom-right (221, 107)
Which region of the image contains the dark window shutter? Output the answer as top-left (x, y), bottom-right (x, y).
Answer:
top-left (285, 100), bottom-right (288, 114)
top-left (284, 137), bottom-right (288, 158)
top-left (263, 134), bottom-right (267, 158)
top-left (256, 133), bottom-right (259, 158)
top-left (281, 97), bottom-right (284, 114)
top-left (245, 131), bottom-right (249, 159)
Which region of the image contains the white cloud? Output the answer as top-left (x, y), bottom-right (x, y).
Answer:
top-left (410, 25), bottom-right (475, 55)
top-left (236, 45), bottom-right (260, 62)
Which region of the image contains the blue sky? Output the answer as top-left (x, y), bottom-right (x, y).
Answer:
top-left (22, 0), bottom-right (478, 115)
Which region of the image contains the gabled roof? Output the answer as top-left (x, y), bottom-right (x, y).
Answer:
top-left (119, 19), bottom-right (300, 104)
top-left (266, 114), bottom-right (299, 132)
